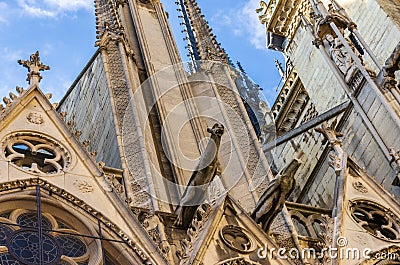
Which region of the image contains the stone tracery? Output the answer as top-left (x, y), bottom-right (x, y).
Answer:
top-left (2, 132), bottom-right (71, 175)
top-left (349, 200), bottom-right (400, 241)
top-left (0, 210), bottom-right (89, 265)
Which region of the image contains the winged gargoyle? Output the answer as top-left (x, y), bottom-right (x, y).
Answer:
top-left (174, 123), bottom-right (224, 228)
top-left (251, 158), bottom-right (301, 233)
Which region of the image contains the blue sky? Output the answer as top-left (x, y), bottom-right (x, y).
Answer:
top-left (0, 0), bottom-right (282, 104)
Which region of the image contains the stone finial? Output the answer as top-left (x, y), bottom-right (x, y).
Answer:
top-left (315, 119), bottom-right (343, 146)
top-left (316, 119), bottom-right (345, 173)
top-left (18, 51), bottom-right (50, 86)
top-left (16, 86), bottom-right (24, 95)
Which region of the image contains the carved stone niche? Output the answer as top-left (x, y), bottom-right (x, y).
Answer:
top-left (349, 200), bottom-right (400, 242)
top-left (1, 132), bottom-right (71, 175)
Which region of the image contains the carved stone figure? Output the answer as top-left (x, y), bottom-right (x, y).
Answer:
top-left (251, 158), bottom-right (301, 233)
top-left (174, 123), bottom-right (224, 228)
top-left (382, 42), bottom-right (400, 90)
top-left (325, 34), bottom-right (359, 83)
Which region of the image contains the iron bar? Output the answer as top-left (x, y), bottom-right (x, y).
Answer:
top-left (98, 219), bottom-right (106, 265)
top-left (36, 185), bottom-right (44, 265)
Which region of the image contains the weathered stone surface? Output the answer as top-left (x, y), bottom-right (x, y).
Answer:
top-left (58, 53), bottom-right (122, 169)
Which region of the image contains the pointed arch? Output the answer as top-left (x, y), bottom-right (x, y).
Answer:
top-left (0, 178), bottom-right (150, 264)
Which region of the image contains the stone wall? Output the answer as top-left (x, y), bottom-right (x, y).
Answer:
top-left (286, 26), bottom-right (348, 114)
top-left (58, 52), bottom-right (122, 169)
top-left (343, 0), bottom-right (400, 70)
top-left (270, 0), bottom-right (400, 208)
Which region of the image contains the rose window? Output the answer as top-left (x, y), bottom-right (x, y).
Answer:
top-left (2, 133), bottom-right (71, 174)
top-left (0, 210), bottom-right (89, 264)
top-left (350, 200), bottom-right (400, 241)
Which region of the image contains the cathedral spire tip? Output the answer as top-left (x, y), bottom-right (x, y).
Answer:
top-left (178, 0), bottom-right (228, 63)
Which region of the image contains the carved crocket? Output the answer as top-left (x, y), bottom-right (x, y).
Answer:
top-left (174, 123), bottom-right (224, 228)
top-left (251, 158), bottom-right (301, 233)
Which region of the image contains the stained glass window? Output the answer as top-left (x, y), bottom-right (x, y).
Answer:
top-left (8, 230), bottom-right (61, 265)
top-left (56, 235), bottom-right (87, 257)
top-left (0, 224), bottom-right (13, 245)
top-left (0, 253), bottom-right (20, 265)
top-left (16, 213), bottom-right (52, 230)
top-left (0, 210), bottom-right (90, 265)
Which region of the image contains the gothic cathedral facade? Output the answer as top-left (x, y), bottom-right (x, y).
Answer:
top-left (0, 0), bottom-right (399, 264)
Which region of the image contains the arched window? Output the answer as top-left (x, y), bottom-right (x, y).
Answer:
top-left (0, 209), bottom-right (90, 264)
top-left (0, 186), bottom-right (141, 265)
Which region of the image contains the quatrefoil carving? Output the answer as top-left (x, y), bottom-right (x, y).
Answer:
top-left (2, 133), bottom-right (71, 174)
top-left (220, 225), bottom-right (255, 253)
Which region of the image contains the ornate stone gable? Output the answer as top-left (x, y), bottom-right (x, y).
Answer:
top-left (175, 196), bottom-right (288, 265)
top-left (0, 81), bottom-right (167, 264)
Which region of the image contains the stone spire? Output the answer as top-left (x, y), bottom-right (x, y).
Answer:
top-left (18, 51), bottom-right (50, 86)
top-left (176, 0), bottom-right (201, 62)
top-left (179, 0), bottom-right (228, 63)
top-left (94, 0), bottom-right (124, 45)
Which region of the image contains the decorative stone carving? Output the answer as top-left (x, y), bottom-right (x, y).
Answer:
top-left (209, 63), bottom-right (271, 199)
top-left (2, 132), bottom-right (71, 174)
top-left (257, 0), bottom-right (275, 25)
top-left (73, 180), bottom-right (94, 193)
top-left (324, 34), bottom-right (359, 83)
top-left (97, 21), bottom-right (150, 210)
top-left (174, 123), bottom-right (224, 228)
top-left (18, 51), bottom-right (50, 85)
top-left (257, 0), bottom-right (311, 42)
top-left (316, 215), bottom-right (334, 265)
top-left (269, 212), bottom-right (302, 265)
top-left (382, 42), bottom-right (400, 90)
top-left (94, 0), bottom-right (124, 42)
top-left (177, 204), bottom-right (212, 265)
top-left (390, 148), bottom-right (400, 186)
top-left (215, 257), bottom-right (261, 265)
top-left (352, 181), bottom-right (368, 193)
top-left (315, 119), bottom-right (344, 173)
top-left (26, 112), bottom-right (44, 125)
top-left (349, 200), bottom-right (400, 241)
top-left (104, 174), bottom-right (124, 194)
top-left (220, 225), bottom-right (255, 253)
top-left (252, 158), bottom-right (301, 233)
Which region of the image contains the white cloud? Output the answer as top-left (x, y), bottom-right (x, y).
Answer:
top-left (44, 0), bottom-right (92, 11)
top-left (0, 2), bottom-right (10, 24)
top-left (238, 0), bottom-right (267, 50)
top-left (18, 0), bottom-right (56, 17)
top-left (18, 0), bottom-right (92, 18)
top-left (211, 0), bottom-right (266, 50)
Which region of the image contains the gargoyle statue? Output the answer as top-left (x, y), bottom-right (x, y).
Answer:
top-left (174, 123), bottom-right (224, 228)
top-left (251, 158), bottom-right (301, 233)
